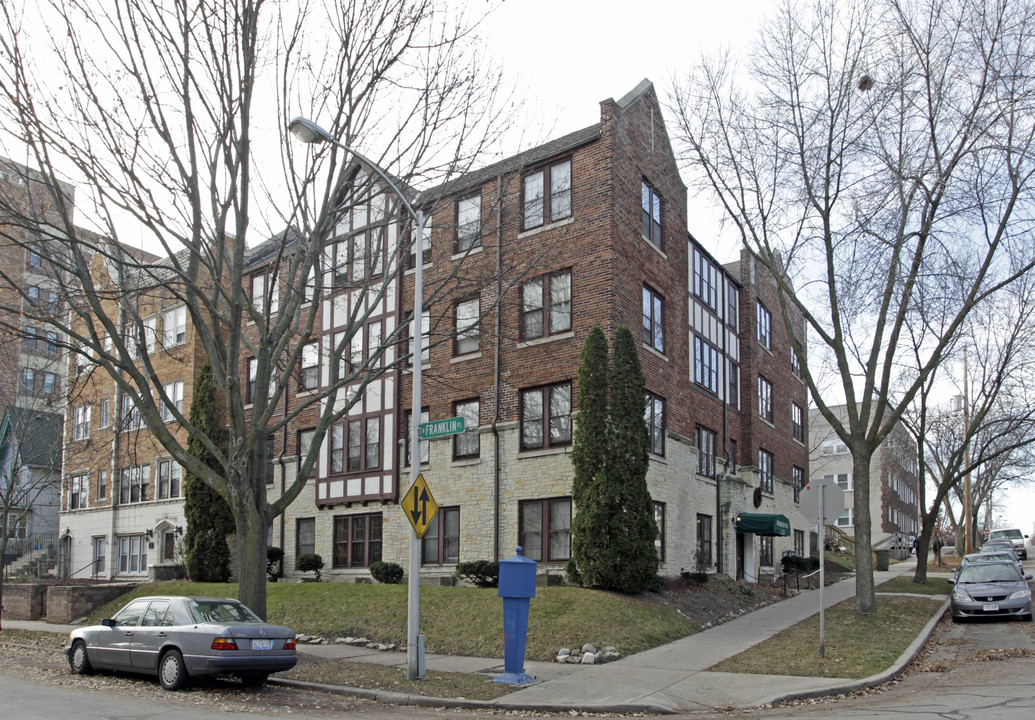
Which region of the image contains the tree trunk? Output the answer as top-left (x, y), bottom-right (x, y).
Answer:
top-left (853, 451), bottom-right (876, 614)
top-left (234, 501), bottom-right (270, 619)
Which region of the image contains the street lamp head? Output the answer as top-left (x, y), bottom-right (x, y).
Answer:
top-left (288, 116), bottom-right (333, 145)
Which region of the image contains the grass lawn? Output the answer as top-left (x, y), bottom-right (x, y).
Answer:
top-left (86, 580), bottom-right (695, 662)
top-left (710, 594), bottom-right (944, 679)
top-left (877, 575), bottom-right (953, 596)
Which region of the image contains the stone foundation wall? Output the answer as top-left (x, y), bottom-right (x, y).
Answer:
top-left (45, 583), bottom-right (137, 623)
top-left (2, 583), bottom-right (47, 620)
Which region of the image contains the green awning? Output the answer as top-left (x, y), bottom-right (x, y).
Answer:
top-left (735, 513), bottom-right (791, 536)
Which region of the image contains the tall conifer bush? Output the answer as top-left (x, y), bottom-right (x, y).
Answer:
top-left (183, 361), bottom-right (235, 582)
top-left (570, 326), bottom-right (658, 591)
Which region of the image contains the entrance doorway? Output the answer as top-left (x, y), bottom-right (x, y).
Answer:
top-left (735, 533), bottom-right (745, 580)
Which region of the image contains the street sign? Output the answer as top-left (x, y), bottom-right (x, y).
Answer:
top-left (402, 473), bottom-right (439, 539)
top-left (799, 478), bottom-right (846, 525)
top-left (420, 416), bottom-right (465, 439)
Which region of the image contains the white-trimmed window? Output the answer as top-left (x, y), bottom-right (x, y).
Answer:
top-left (408, 311), bottom-right (430, 365)
top-left (73, 405), bottom-right (91, 441)
top-left (97, 469), bottom-right (107, 500)
top-left (160, 380), bottom-right (184, 422)
top-left (456, 194), bottom-right (481, 252)
top-left (121, 395), bottom-right (141, 431)
top-left (694, 336), bottom-right (719, 394)
top-left (454, 399), bottom-right (480, 459)
top-left (118, 535), bottom-right (148, 574)
top-left (93, 537), bottom-right (107, 575)
top-left (299, 343), bottom-right (319, 390)
top-left (408, 215), bottom-right (432, 269)
top-left (696, 426), bottom-right (716, 478)
top-left (252, 272), bottom-right (279, 314)
top-left (642, 285), bottom-right (664, 353)
top-left (792, 403), bottom-right (805, 442)
top-left (836, 508), bottom-right (854, 528)
top-left (162, 305), bottom-right (187, 346)
top-left (142, 315), bottom-right (157, 354)
top-left (455, 297), bottom-right (480, 355)
top-left (100, 398), bottom-right (110, 428)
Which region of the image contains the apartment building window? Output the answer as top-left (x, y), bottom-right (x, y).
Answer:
top-left (364, 418), bottom-right (380, 470)
top-left (253, 272), bottom-right (280, 314)
top-left (332, 513), bottom-right (383, 568)
top-left (454, 297), bottom-right (480, 355)
top-left (828, 472), bottom-right (853, 491)
top-left (520, 270), bottom-right (571, 341)
top-left (142, 315), bottom-right (157, 354)
top-left (296, 518), bottom-right (315, 557)
top-left (160, 380), bottom-right (184, 422)
top-left (408, 310), bottom-right (430, 365)
top-left (758, 375), bottom-right (773, 422)
top-left (45, 330), bottom-right (59, 356)
top-left (298, 428), bottom-right (316, 460)
top-left (121, 395), bottom-right (141, 431)
top-left (642, 285), bottom-right (664, 353)
top-left (27, 243), bottom-right (42, 268)
top-left (654, 502), bottom-right (667, 561)
top-left (454, 399), bottom-right (480, 459)
top-left (99, 399), bottom-right (110, 428)
top-left (836, 508), bottom-right (854, 527)
top-left (456, 194), bottom-right (481, 252)
top-left (329, 423), bottom-right (344, 473)
top-left (368, 322), bottom-right (383, 369)
top-left (793, 466), bottom-right (805, 503)
top-left (523, 159), bottom-right (572, 230)
top-left (162, 305), bottom-right (187, 346)
top-left (119, 464), bottom-right (150, 504)
top-left (98, 469), bottom-right (107, 500)
top-left (821, 439), bottom-right (849, 455)
top-left (265, 434), bottom-right (276, 484)
top-left (519, 497), bottom-right (571, 563)
top-left (641, 180), bottom-right (662, 248)
top-left (42, 371), bottom-right (56, 395)
top-left (757, 302), bottom-right (772, 350)
top-left (422, 507), bottom-right (460, 565)
top-left (520, 382), bottom-right (572, 450)
top-left (727, 284), bottom-right (739, 330)
top-left (792, 403), bottom-right (805, 442)
top-left (697, 514), bottom-right (713, 568)
top-left (693, 248), bottom-right (718, 310)
top-left (759, 449), bottom-right (774, 493)
top-left (118, 536), bottom-right (147, 574)
top-left (405, 409), bottom-right (430, 466)
top-left (27, 285), bottom-right (39, 307)
top-left (69, 473), bottom-right (87, 510)
top-left (760, 536), bottom-right (774, 567)
top-left (408, 215), bottom-right (432, 269)
top-left (156, 459), bottom-right (181, 499)
top-left (247, 358), bottom-right (276, 403)
top-left (21, 368), bottom-right (34, 392)
top-left (794, 529), bottom-right (805, 556)
top-left (791, 347), bottom-right (803, 379)
top-left (645, 392), bottom-right (665, 456)
top-left (298, 343), bottom-right (319, 390)
top-left (696, 426), bottom-right (716, 478)
top-left (72, 405), bottom-right (91, 441)
top-left (93, 537), bottom-right (107, 575)
top-left (694, 336), bottom-right (719, 394)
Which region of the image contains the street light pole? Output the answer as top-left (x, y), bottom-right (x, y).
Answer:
top-left (289, 117), bottom-right (426, 680)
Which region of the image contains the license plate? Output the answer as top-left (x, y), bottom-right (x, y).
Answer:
top-left (982, 602), bottom-right (999, 612)
top-left (252, 639), bottom-right (273, 650)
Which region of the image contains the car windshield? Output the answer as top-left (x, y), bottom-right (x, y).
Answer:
top-left (990, 529), bottom-right (1022, 540)
top-left (187, 600), bottom-right (263, 624)
top-left (957, 563), bottom-right (1022, 584)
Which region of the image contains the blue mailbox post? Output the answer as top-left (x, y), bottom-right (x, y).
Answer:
top-left (493, 547), bottom-right (537, 685)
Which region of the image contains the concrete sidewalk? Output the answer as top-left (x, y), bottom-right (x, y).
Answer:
top-left (5, 558), bottom-right (950, 714)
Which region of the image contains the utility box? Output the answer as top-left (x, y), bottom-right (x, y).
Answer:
top-left (494, 547), bottom-right (537, 685)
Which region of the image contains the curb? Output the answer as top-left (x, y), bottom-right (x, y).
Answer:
top-left (763, 597), bottom-right (950, 707)
top-left (269, 677), bottom-right (676, 715)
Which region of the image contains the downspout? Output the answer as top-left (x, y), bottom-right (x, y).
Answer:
top-left (492, 173), bottom-right (504, 562)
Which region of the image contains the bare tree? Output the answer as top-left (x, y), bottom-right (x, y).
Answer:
top-left (672, 0), bottom-right (1035, 614)
top-left (0, 0), bottom-right (516, 616)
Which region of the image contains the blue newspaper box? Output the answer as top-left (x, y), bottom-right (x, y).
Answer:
top-left (493, 547), bottom-right (537, 685)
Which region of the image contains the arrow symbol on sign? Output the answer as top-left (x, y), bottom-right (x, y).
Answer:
top-left (410, 487), bottom-right (429, 525)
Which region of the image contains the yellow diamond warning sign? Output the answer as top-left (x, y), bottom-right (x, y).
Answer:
top-left (402, 473), bottom-right (439, 539)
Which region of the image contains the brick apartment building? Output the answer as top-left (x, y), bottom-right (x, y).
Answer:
top-left (809, 406), bottom-right (920, 548)
top-left (0, 159), bottom-right (76, 561)
top-left (252, 79), bottom-right (811, 583)
top-left (56, 79), bottom-right (811, 584)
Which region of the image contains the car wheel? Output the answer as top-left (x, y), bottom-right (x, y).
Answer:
top-left (239, 673), bottom-right (269, 688)
top-left (69, 640), bottom-right (94, 675)
top-left (158, 649), bottom-right (190, 691)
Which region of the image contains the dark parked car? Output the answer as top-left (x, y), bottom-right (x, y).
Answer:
top-left (948, 560), bottom-right (1032, 622)
top-left (66, 596), bottom-right (297, 690)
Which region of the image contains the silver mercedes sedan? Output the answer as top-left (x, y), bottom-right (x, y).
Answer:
top-left (66, 595), bottom-right (297, 690)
